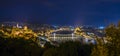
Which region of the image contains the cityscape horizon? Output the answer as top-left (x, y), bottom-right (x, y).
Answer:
top-left (0, 0), bottom-right (120, 56)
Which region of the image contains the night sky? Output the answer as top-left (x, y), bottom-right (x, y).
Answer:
top-left (0, 0), bottom-right (120, 26)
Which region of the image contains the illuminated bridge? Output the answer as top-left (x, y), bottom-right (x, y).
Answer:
top-left (49, 33), bottom-right (84, 41)
top-left (48, 28), bottom-right (96, 44)
top-left (49, 33), bottom-right (96, 44)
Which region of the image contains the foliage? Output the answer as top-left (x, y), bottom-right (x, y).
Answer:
top-left (43, 41), bottom-right (93, 56)
top-left (91, 38), bottom-right (108, 56)
top-left (0, 37), bottom-right (42, 56)
top-left (105, 22), bottom-right (120, 56)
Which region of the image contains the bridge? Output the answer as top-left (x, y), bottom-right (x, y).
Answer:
top-left (49, 33), bottom-right (94, 42)
top-left (37, 33), bottom-right (96, 47)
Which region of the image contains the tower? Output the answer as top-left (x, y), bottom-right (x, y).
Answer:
top-left (16, 23), bottom-right (19, 28)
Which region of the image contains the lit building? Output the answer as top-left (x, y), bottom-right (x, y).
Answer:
top-left (24, 26), bottom-right (28, 30)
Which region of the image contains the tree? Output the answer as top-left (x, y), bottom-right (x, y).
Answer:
top-left (43, 48), bottom-right (58, 56)
top-left (118, 21), bottom-right (120, 28)
top-left (0, 37), bottom-right (43, 56)
top-left (105, 22), bottom-right (120, 56)
top-left (91, 38), bottom-right (108, 56)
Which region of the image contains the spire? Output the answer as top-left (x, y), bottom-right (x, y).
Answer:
top-left (16, 23), bottom-right (19, 28)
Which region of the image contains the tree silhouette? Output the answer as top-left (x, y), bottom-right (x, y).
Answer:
top-left (105, 22), bottom-right (120, 56)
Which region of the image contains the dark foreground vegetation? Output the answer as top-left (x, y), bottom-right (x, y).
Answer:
top-left (0, 37), bottom-right (93, 56)
top-left (0, 22), bottom-right (120, 56)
